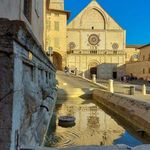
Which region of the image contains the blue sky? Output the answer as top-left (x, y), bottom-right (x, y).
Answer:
top-left (64, 0), bottom-right (150, 45)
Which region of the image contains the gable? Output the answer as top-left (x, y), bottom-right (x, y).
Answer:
top-left (67, 1), bottom-right (123, 30)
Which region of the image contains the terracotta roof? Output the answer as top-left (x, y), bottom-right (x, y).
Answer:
top-left (47, 9), bottom-right (70, 19)
top-left (138, 44), bottom-right (150, 49)
top-left (126, 45), bottom-right (144, 49)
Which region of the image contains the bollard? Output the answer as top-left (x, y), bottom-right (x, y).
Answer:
top-left (82, 72), bottom-right (85, 78)
top-left (108, 79), bottom-right (114, 93)
top-left (75, 68), bottom-right (78, 76)
top-left (129, 86), bottom-right (135, 95)
top-left (92, 74), bottom-right (96, 83)
top-left (142, 84), bottom-right (146, 95)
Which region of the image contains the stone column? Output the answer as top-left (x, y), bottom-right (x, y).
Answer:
top-left (82, 72), bottom-right (85, 78)
top-left (108, 79), bottom-right (114, 93)
top-left (142, 84), bottom-right (146, 95)
top-left (92, 74), bottom-right (96, 83)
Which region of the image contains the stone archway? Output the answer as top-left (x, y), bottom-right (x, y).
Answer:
top-left (88, 61), bottom-right (98, 78)
top-left (80, 7), bottom-right (107, 29)
top-left (53, 51), bottom-right (63, 70)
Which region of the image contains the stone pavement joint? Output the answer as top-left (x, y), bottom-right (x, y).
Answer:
top-left (21, 144), bottom-right (150, 150)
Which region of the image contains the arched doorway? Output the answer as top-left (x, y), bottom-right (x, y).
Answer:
top-left (88, 61), bottom-right (98, 78)
top-left (112, 67), bottom-right (117, 79)
top-left (53, 52), bottom-right (62, 70)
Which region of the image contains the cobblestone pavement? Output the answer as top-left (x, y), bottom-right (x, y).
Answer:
top-left (56, 71), bottom-right (99, 89)
top-left (57, 71), bottom-right (150, 103)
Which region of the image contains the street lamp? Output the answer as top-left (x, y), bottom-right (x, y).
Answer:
top-left (46, 46), bottom-right (53, 56)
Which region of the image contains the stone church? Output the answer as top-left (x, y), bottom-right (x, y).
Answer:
top-left (46, 0), bottom-right (128, 79)
top-left (67, 0), bottom-right (126, 79)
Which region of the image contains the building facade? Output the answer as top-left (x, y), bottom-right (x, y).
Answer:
top-left (0, 0), bottom-right (46, 47)
top-left (45, 0), bottom-right (70, 70)
top-left (126, 44), bottom-right (150, 80)
top-left (66, 0), bottom-right (126, 79)
top-left (45, 0), bottom-right (143, 79)
top-left (0, 1), bottom-right (57, 149)
top-left (125, 45), bottom-right (141, 63)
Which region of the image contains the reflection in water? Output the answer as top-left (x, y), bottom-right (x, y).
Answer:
top-left (45, 99), bottom-right (143, 148)
top-left (113, 131), bottom-right (142, 147)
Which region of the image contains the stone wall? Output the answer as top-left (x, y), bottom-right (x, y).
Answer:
top-left (126, 61), bottom-right (150, 80)
top-left (0, 23), bottom-right (14, 150)
top-left (0, 0), bottom-right (46, 47)
top-left (0, 19), bottom-right (57, 150)
top-left (93, 89), bottom-right (150, 136)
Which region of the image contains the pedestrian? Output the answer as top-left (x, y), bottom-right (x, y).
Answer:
top-left (75, 68), bottom-right (78, 76)
top-left (67, 65), bottom-right (70, 75)
top-left (123, 76), bottom-right (126, 82)
top-left (64, 66), bottom-right (67, 74)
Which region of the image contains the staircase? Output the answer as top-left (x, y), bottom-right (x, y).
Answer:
top-left (57, 88), bottom-right (93, 100)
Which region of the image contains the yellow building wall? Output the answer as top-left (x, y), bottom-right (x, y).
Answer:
top-left (126, 45), bottom-right (150, 80)
top-left (125, 47), bottom-right (140, 63)
top-left (45, 10), bottom-right (67, 68)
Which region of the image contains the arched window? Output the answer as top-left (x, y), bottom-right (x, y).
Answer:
top-left (81, 8), bottom-right (106, 29)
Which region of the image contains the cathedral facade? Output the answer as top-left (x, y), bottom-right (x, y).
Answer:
top-left (67, 0), bottom-right (126, 79)
top-left (45, 0), bottom-right (137, 79)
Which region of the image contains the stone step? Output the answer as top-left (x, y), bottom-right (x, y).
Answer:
top-left (57, 88), bottom-right (93, 100)
top-left (20, 144), bottom-right (150, 150)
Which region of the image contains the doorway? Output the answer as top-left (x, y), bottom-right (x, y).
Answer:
top-left (53, 52), bottom-right (62, 70)
top-left (88, 61), bottom-right (98, 78)
top-left (90, 67), bottom-right (97, 77)
top-left (113, 72), bottom-right (117, 79)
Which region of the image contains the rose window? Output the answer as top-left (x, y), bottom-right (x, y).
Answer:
top-left (69, 42), bottom-right (76, 49)
top-left (88, 34), bottom-right (100, 45)
top-left (112, 43), bottom-right (119, 49)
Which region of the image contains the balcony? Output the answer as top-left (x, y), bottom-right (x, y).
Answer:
top-left (67, 50), bottom-right (125, 55)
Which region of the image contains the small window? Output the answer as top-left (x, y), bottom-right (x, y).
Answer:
top-left (148, 54), bottom-right (150, 61)
top-left (92, 26), bottom-right (94, 30)
top-left (54, 13), bottom-right (59, 16)
top-left (143, 68), bottom-right (145, 74)
top-left (143, 55), bottom-right (145, 60)
top-left (24, 0), bottom-right (32, 23)
top-left (54, 21), bottom-right (59, 31)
